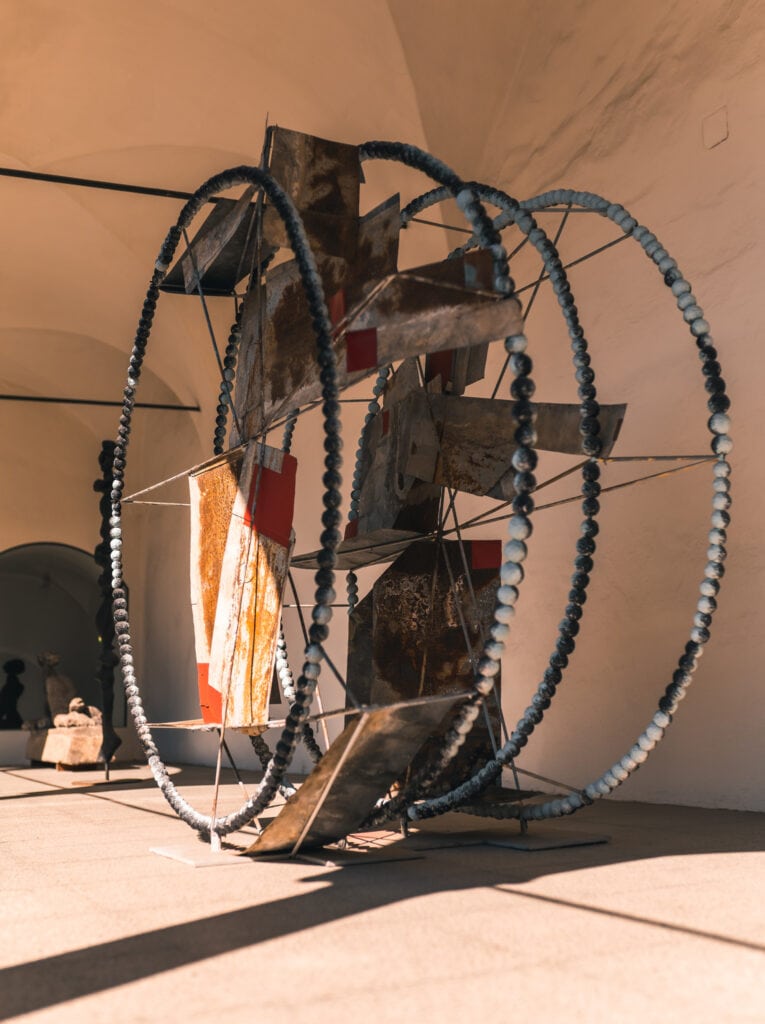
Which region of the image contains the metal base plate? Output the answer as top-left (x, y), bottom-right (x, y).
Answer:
top-left (150, 843), bottom-right (251, 868)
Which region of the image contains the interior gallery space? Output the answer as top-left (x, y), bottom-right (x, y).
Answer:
top-left (0, 1), bottom-right (763, 1021)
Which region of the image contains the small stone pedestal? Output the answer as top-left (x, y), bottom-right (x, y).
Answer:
top-left (26, 726), bottom-right (105, 768)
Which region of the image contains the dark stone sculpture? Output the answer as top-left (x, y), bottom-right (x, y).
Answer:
top-left (0, 658), bottom-right (25, 729)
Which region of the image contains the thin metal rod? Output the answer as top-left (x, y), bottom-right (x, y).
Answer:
top-left (182, 228), bottom-right (244, 442)
top-left (409, 216), bottom-right (472, 234)
top-left (510, 765), bottom-right (583, 795)
top-left (473, 458), bottom-right (712, 529)
top-left (492, 203), bottom-right (572, 400)
top-left (0, 164), bottom-right (221, 202)
top-left (124, 501), bottom-right (190, 507)
top-left (514, 233), bottom-right (630, 296)
top-left (0, 393), bottom-right (200, 411)
top-left (290, 712), bottom-right (369, 857)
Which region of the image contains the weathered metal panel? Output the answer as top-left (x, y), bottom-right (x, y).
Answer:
top-left (291, 527), bottom-right (424, 571)
top-left (189, 448), bottom-right (246, 719)
top-left (245, 694), bottom-right (463, 855)
top-left (189, 442), bottom-right (296, 729)
top-left (181, 186), bottom-right (258, 293)
top-left (161, 195), bottom-right (270, 296)
top-left (262, 126), bottom-right (361, 259)
top-left (408, 397), bottom-right (628, 498)
top-left (345, 540), bottom-right (502, 792)
top-left (233, 238), bottom-right (523, 438)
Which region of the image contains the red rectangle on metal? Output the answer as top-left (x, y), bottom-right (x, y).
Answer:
top-left (346, 328), bottom-right (378, 372)
top-left (197, 662), bottom-right (222, 724)
top-left (425, 349), bottom-right (454, 389)
top-left (329, 289), bottom-right (346, 326)
top-left (344, 519), bottom-right (359, 540)
top-left (244, 453), bottom-right (297, 549)
top-left (471, 540), bottom-right (502, 570)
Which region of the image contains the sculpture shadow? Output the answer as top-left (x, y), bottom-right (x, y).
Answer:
top-left (1, 794), bottom-right (763, 1019)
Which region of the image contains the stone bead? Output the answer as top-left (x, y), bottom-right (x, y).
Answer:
top-left (691, 318), bottom-right (710, 336)
top-left (497, 585), bottom-right (520, 606)
top-left (500, 562), bottom-right (524, 586)
top-left (503, 540), bottom-right (527, 563)
top-left (667, 273), bottom-right (688, 295)
top-left (713, 459), bottom-right (732, 478)
top-left (706, 545), bottom-right (726, 564)
top-left (490, 622), bottom-right (510, 641)
top-left (595, 778), bottom-right (612, 797)
top-left (630, 745), bottom-right (649, 764)
top-left (712, 491), bottom-right (731, 511)
top-left (691, 626), bottom-right (710, 644)
top-left (712, 434), bottom-right (733, 455)
top-left (704, 561), bottom-right (724, 580)
top-left (505, 333), bottom-right (528, 354)
top-left (507, 514), bottom-right (532, 540)
top-left (712, 479), bottom-right (730, 495)
top-left (711, 509), bottom-right (730, 529)
top-left (495, 605), bottom-right (516, 624)
top-left (612, 763), bottom-right (630, 781)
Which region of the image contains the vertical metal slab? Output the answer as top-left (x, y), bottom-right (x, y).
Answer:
top-left (346, 540), bottom-right (503, 792)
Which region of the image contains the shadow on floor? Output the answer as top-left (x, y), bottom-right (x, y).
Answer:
top-left (1, 781), bottom-right (763, 1019)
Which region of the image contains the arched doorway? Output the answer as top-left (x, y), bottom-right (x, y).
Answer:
top-left (0, 543), bottom-right (115, 726)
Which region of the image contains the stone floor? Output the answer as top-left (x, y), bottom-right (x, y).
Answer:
top-left (1, 762), bottom-right (763, 1023)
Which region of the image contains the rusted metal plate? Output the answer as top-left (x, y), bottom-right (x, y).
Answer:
top-left (180, 186), bottom-right (257, 293)
top-left (189, 448), bottom-right (246, 705)
top-left (346, 540), bottom-right (502, 792)
top-left (233, 195), bottom-right (400, 441)
top-left (233, 238), bottom-right (523, 438)
top-left (262, 126), bottom-right (361, 259)
top-left (189, 441), bottom-right (296, 730)
top-left (245, 694), bottom-right (464, 855)
top-left (407, 397), bottom-right (627, 499)
top-left (161, 194), bottom-right (270, 296)
top-left (291, 527), bottom-right (424, 571)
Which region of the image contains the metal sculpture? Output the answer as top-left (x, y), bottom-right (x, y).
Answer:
top-left (109, 128), bottom-right (731, 853)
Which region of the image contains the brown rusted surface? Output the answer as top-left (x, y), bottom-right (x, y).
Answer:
top-left (181, 185), bottom-right (257, 293)
top-left (189, 442), bottom-right (295, 731)
top-left (420, 397), bottom-right (628, 498)
top-left (207, 442), bottom-right (294, 731)
top-left (161, 194), bottom-right (270, 297)
top-left (189, 448), bottom-right (245, 662)
top-left (292, 527), bottom-right (424, 571)
top-left (233, 206), bottom-right (523, 438)
top-left (245, 694), bottom-right (464, 855)
top-left (262, 126), bottom-right (361, 259)
top-left (346, 540), bottom-right (502, 792)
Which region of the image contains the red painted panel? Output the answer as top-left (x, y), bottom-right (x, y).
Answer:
top-left (329, 289), bottom-right (346, 326)
top-left (346, 328), bottom-right (378, 371)
top-left (471, 539), bottom-right (502, 570)
top-left (425, 349), bottom-right (454, 390)
top-left (197, 662), bottom-right (222, 724)
top-left (244, 454), bottom-right (297, 549)
top-left (345, 519), bottom-right (359, 540)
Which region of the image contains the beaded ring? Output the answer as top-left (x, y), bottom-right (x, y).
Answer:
top-left (111, 165), bottom-right (342, 837)
top-left (410, 189), bottom-right (730, 822)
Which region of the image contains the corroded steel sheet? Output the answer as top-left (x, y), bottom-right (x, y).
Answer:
top-left (245, 694), bottom-right (463, 855)
top-left (233, 237), bottom-right (523, 439)
top-left (421, 397), bottom-right (627, 498)
top-left (189, 441), bottom-right (296, 730)
top-left (291, 528), bottom-right (424, 571)
top-left (161, 194), bottom-right (268, 296)
top-left (262, 126), bottom-right (361, 259)
top-left (346, 540), bottom-right (502, 792)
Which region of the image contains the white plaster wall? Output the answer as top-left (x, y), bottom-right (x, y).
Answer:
top-left (391, 0), bottom-right (765, 811)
